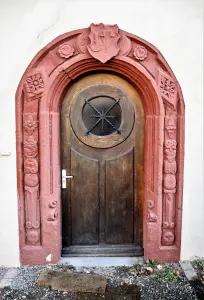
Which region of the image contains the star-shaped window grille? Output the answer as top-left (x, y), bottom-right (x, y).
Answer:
top-left (83, 97), bottom-right (121, 136)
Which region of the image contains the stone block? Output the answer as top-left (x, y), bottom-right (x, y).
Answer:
top-left (37, 270), bottom-right (107, 293)
top-left (179, 261), bottom-right (197, 281)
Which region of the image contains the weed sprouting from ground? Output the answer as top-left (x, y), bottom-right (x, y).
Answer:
top-left (152, 265), bottom-right (181, 282)
top-left (146, 259), bottom-right (158, 268)
top-left (130, 261), bottom-right (182, 282)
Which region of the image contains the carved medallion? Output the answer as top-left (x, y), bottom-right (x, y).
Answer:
top-left (27, 230), bottom-right (40, 245)
top-left (23, 115), bottom-right (38, 135)
top-left (24, 158), bottom-right (38, 174)
top-left (24, 136), bottom-right (38, 157)
top-left (162, 231), bottom-right (174, 244)
top-left (58, 43), bottom-right (74, 59)
top-left (165, 140), bottom-right (177, 152)
top-left (133, 45), bottom-right (147, 61)
top-left (24, 173), bottom-right (39, 187)
top-left (165, 116), bottom-right (176, 139)
top-left (87, 23), bottom-right (121, 63)
top-left (164, 159), bottom-right (176, 174)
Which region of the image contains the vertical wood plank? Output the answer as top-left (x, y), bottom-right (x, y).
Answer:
top-left (105, 148), bottom-right (134, 244)
top-left (71, 149), bottom-right (99, 245)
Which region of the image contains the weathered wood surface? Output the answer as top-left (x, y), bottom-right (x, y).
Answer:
top-left (61, 73), bottom-right (144, 255)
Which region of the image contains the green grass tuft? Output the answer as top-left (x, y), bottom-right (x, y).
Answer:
top-left (152, 265), bottom-right (181, 282)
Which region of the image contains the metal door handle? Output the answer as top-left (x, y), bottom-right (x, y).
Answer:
top-left (62, 169), bottom-right (73, 189)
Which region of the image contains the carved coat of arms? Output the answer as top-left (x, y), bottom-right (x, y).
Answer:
top-left (87, 23), bottom-right (121, 63)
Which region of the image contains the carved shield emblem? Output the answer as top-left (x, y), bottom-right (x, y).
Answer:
top-left (88, 23), bottom-right (121, 63)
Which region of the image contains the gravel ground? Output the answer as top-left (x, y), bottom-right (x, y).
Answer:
top-left (0, 267), bottom-right (7, 280)
top-left (191, 259), bottom-right (204, 299)
top-left (0, 263), bottom-right (199, 300)
top-left (137, 276), bottom-right (196, 300)
top-left (192, 259), bottom-right (204, 283)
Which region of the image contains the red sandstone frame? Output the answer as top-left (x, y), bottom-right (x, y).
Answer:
top-left (16, 24), bottom-right (185, 265)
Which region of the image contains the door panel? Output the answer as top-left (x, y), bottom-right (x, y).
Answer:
top-left (71, 149), bottom-right (99, 245)
top-left (61, 73), bottom-right (144, 256)
top-left (105, 148), bottom-right (134, 244)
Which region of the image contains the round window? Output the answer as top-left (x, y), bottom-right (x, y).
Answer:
top-left (82, 96), bottom-right (121, 136)
top-left (70, 84), bottom-right (135, 149)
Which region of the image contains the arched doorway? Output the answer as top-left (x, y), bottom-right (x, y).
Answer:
top-left (61, 73), bottom-right (144, 256)
top-left (16, 24), bottom-right (184, 265)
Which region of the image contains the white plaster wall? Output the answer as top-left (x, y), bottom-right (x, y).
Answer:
top-left (0, 0), bottom-right (203, 266)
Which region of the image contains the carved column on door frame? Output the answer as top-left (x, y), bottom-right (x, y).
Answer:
top-left (162, 110), bottom-right (177, 245)
top-left (23, 71), bottom-right (45, 245)
top-left (157, 68), bottom-right (178, 246)
top-left (23, 114), bottom-right (40, 245)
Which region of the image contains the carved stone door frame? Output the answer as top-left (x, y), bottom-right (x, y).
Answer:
top-left (16, 24), bottom-right (184, 265)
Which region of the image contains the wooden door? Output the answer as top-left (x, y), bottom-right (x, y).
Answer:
top-left (61, 73), bottom-right (144, 256)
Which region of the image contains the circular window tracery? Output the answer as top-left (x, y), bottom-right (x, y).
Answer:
top-left (82, 96), bottom-right (121, 136)
top-left (69, 84), bottom-right (135, 149)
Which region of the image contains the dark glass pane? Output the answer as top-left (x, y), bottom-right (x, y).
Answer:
top-left (82, 96), bottom-right (121, 136)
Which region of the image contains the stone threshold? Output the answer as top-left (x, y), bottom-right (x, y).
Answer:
top-left (60, 256), bottom-right (145, 267)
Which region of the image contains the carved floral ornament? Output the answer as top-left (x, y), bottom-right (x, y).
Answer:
top-left (25, 73), bottom-right (44, 93)
top-left (58, 43), bottom-right (74, 58)
top-left (158, 70), bottom-right (177, 109)
top-left (16, 23), bottom-right (184, 264)
top-left (160, 75), bottom-right (176, 100)
top-left (133, 45), bottom-right (148, 60)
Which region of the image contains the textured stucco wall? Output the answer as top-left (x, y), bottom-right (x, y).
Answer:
top-left (0, 0), bottom-right (203, 266)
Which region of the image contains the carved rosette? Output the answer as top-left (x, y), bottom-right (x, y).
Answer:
top-left (58, 43), bottom-right (74, 58)
top-left (158, 69), bottom-right (178, 110)
top-left (162, 110), bottom-right (177, 246)
top-left (24, 72), bottom-right (45, 101)
top-left (26, 73), bottom-right (44, 93)
top-left (133, 45), bottom-right (147, 61)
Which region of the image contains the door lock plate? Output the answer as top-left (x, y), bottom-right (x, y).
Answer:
top-left (62, 169), bottom-right (73, 189)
